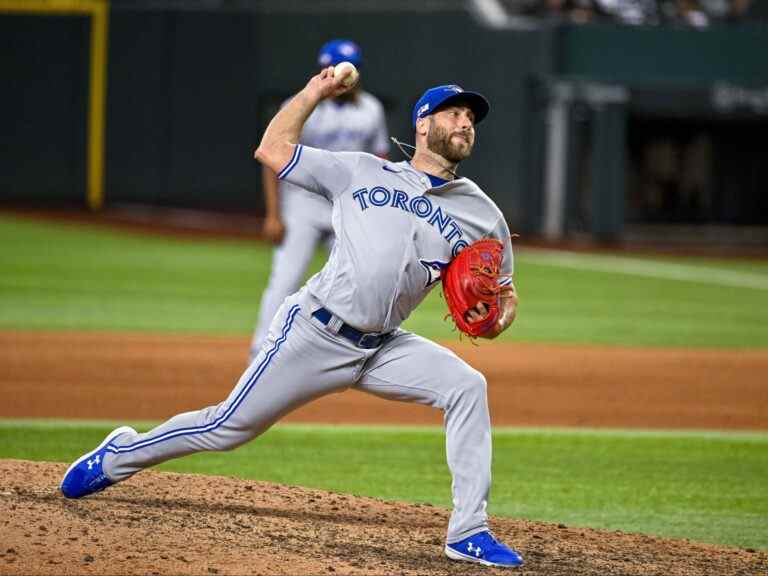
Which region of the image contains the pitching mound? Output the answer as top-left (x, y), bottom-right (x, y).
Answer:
top-left (1, 461), bottom-right (764, 576)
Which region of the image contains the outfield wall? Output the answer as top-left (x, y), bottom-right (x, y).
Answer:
top-left (0, 13), bottom-right (89, 204)
top-left (1, 2), bottom-right (767, 241)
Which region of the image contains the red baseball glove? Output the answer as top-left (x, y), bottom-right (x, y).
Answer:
top-left (442, 238), bottom-right (505, 338)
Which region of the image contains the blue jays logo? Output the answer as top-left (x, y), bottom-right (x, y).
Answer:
top-left (419, 259), bottom-right (448, 287)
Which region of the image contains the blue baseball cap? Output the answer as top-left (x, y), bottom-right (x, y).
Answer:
top-left (412, 84), bottom-right (490, 127)
top-left (317, 39), bottom-right (362, 67)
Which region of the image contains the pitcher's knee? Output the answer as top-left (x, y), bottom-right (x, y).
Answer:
top-left (448, 368), bottom-right (487, 407)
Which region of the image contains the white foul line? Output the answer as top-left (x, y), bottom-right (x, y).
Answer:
top-left (519, 249), bottom-right (768, 291)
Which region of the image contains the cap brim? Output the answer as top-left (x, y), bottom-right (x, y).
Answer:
top-left (437, 91), bottom-right (490, 124)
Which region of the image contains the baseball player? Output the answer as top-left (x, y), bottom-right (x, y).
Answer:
top-left (61, 67), bottom-right (523, 568)
top-left (252, 39), bottom-right (390, 361)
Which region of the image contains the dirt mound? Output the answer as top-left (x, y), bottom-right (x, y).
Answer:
top-left (1, 460), bottom-right (764, 576)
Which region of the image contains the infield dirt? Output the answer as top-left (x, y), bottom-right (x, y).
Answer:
top-left (1, 330), bottom-right (767, 574)
top-left (1, 331), bottom-right (766, 429)
top-left (1, 459), bottom-right (766, 576)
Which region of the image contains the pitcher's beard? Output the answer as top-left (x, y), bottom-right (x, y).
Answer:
top-left (426, 124), bottom-right (473, 164)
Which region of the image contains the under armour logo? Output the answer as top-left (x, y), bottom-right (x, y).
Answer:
top-left (467, 542), bottom-right (482, 557)
top-left (86, 455), bottom-right (100, 470)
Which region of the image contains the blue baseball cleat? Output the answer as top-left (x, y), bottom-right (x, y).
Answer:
top-left (60, 426), bottom-right (135, 499)
top-left (445, 531), bottom-right (524, 568)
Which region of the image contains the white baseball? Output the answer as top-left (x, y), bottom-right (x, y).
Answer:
top-left (334, 61), bottom-right (359, 87)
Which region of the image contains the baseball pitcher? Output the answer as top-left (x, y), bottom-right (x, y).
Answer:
top-left (61, 65), bottom-right (523, 568)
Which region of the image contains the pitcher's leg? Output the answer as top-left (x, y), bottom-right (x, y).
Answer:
top-left (354, 333), bottom-right (492, 542)
top-left (104, 304), bottom-right (361, 482)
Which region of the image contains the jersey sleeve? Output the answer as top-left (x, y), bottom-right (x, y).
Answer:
top-left (490, 216), bottom-right (515, 285)
top-left (277, 145), bottom-right (360, 200)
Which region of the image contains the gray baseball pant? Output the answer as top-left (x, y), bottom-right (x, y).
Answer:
top-left (104, 290), bottom-right (492, 543)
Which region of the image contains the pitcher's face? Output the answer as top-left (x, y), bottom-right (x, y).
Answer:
top-left (426, 105), bottom-right (476, 163)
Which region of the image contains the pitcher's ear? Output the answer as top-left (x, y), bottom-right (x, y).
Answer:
top-left (415, 116), bottom-right (430, 137)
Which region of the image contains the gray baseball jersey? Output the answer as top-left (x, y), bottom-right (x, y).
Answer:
top-left (279, 145), bottom-right (514, 332)
top-left (280, 91), bottom-right (389, 214)
top-left (102, 145), bottom-right (515, 545)
top-left (251, 92), bottom-right (390, 355)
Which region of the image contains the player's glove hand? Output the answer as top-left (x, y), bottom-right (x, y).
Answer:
top-left (442, 238), bottom-right (506, 338)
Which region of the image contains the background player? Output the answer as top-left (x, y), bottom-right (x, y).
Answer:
top-left (61, 67), bottom-right (522, 568)
top-left (251, 38), bottom-right (390, 360)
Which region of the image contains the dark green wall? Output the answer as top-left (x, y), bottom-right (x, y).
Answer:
top-left (107, 11), bottom-right (262, 210)
top-left (105, 7), bottom-right (554, 225)
top-left (0, 15), bottom-right (88, 203)
top-left (2, 4), bottom-right (767, 236)
top-left (558, 22), bottom-right (768, 85)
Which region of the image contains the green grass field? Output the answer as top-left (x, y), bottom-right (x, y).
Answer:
top-left (1, 214), bottom-right (767, 551)
top-left (1, 214), bottom-right (767, 346)
top-left (1, 421), bottom-right (766, 550)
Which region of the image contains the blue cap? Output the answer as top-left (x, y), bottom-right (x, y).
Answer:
top-left (317, 39), bottom-right (362, 67)
top-left (412, 84), bottom-right (490, 127)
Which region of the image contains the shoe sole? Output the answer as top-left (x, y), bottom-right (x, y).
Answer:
top-left (60, 425), bottom-right (136, 493)
top-left (445, 545), bottom-right (523, 568)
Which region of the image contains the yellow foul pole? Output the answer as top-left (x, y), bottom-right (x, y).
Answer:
top-left (0, 0), bottom-right (109, 210)
top-left (86, 1), bottom-right (108, 210)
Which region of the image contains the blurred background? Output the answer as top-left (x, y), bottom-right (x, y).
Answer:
top-left (1, 0), bottom-right (767, 249)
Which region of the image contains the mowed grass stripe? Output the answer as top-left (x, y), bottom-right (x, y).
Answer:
top-left (520, 248), bottom-right (768, 290)
top-left (3, 214), bottom-right (767, 347)
top-left (2, 419), bottom-right (767, 441)
top-left (2, 420), bottom-right (766, 550)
